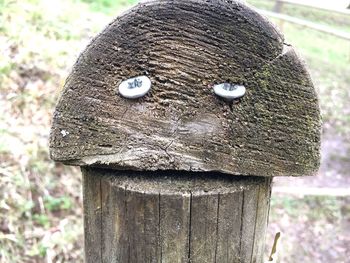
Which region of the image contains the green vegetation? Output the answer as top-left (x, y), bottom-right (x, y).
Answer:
top-left (1, 0), bottom-right (349, 262)
top-left (268, 195), bottom-right (350, 263)
top-left (79, 0), bottom-right (138, 14)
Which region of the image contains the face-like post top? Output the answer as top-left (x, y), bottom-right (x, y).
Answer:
top-left (49, 0), bottom-right (321, 177)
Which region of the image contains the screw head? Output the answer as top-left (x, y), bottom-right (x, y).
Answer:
top-left (213, 83), bottom-right (246, 101)
top-left (118, 76), bottom-right (151, 99)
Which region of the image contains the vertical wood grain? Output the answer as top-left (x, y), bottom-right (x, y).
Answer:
top-left (189, 192), bottom-right (219, 262)
top-left (82, 168), bottom-right (102, 263)
top-left (82, 169), bottom-right (272, 263)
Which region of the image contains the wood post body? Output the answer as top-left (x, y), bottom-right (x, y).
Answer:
top-left (83, 168), bottom-right (272, 263)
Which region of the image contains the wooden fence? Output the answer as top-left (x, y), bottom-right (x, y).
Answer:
top-left (257, 0), bottom-right (350, 41)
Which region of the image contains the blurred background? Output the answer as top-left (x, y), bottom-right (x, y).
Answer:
top-left (0, 0), bottom-right (349, 262)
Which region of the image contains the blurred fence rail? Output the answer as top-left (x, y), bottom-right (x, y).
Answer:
top-left (256, 0), bottom-right (350, 41)
top-left (273, 187), bottom-right (350, 197)
top-left (275, 0), bottom-right (350, 16)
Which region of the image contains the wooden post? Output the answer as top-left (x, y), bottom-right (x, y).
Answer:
top-left (82, 169), bottom-right (272, 262)
top-left (49, 0), bottom-right (321, 262)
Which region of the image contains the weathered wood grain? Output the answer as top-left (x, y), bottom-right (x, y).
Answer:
top-left (159, 192), bottom-right (191, 262)
top-left (189, 192), bottom-right (219, 262)
top-left (215, 190), bottom-right (243, 262)
top-left (252, 178), bottom-right (272, 262)
top-left (82, 168), bottom-right (272, 263)
top-left (82, 169), bottom-right (102, 263)
top-left (50, 0), bottom-right (321, 177)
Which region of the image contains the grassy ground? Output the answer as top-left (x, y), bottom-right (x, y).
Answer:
top-left (0, 0), bottom-right (349, 262)
top-left (267, 194), bottom-right (350, 263)
top-left (0, 0), bottom-right (135, 261)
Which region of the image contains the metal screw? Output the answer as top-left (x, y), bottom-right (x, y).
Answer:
top-left (119, 76), bottom-right (151, 99)
top-left (213, 83), bottom-right (246, 101)
top-left (60, 130), bottom-right (69, 137)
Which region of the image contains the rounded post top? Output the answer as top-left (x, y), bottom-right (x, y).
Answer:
top-left (49, 0), bottom-right (321, 177)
